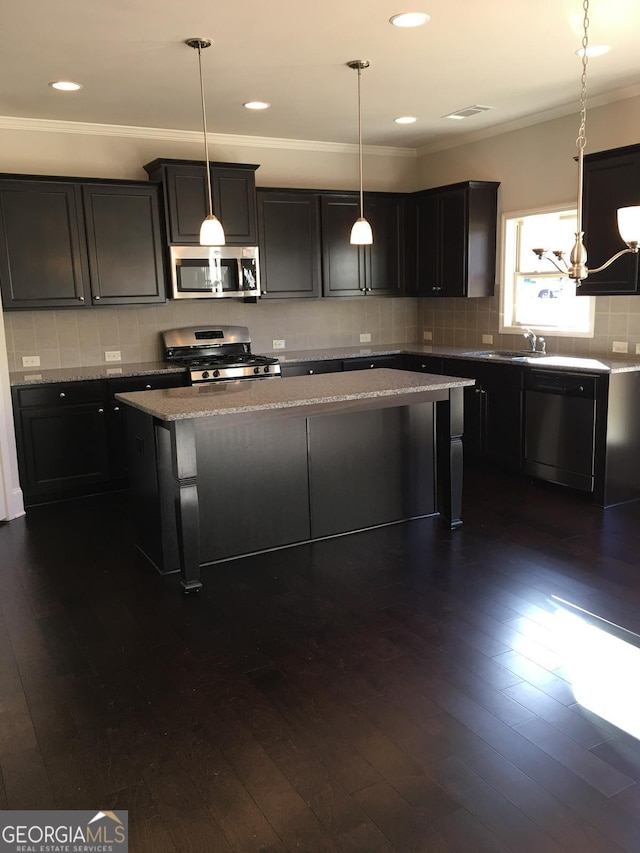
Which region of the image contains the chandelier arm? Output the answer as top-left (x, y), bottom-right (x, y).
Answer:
top-left (586, 247), bottom-right (640, 276)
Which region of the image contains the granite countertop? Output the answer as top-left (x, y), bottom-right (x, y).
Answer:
top-left (115, 368), bottom-right (474, 422)
top-left (9, 343), bottom-right (640, 389)
top-left (273, 343), bottom-right (640, 374)
top-left (9, 361), bottom-right (186, 387)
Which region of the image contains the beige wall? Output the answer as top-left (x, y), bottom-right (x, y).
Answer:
top-left (416, 94), bottom-right (640, 357)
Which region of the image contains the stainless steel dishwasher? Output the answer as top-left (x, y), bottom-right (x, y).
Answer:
top-left (524, 371), bottom-right (597, 491)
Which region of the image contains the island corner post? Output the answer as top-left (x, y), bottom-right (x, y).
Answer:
top-left (120, 371), bottom-right (470, 592)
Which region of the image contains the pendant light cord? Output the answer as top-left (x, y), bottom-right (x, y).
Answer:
top-left (357, 65), bottom-right (364, 220)
top-left (195, 42), bottom-right (214, 220)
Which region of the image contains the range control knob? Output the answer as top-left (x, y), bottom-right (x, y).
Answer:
top-left (213, 369), bottom-right (220, 378)
top-left (254, 366), bottom-right (261, 374)
top-left (263, 366), bottom-right (270, 373)
top-left (202, 370), bottom-right (210, 379)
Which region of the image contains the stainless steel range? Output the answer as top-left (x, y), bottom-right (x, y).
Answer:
top-left (163, 326), bottom-right (281, 384)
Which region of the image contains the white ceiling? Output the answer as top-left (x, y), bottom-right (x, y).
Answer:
top-left (2, 0), bottom-right (640, 151)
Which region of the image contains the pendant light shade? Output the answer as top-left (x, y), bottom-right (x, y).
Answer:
top-left (347, 60), bottom-right (373, 246)
top-left (617, 207), bottom-right (640, 248)
top-left (350, 217), bottom-right (373, 244)
top-left (186, 38), bottom-right (225, 247)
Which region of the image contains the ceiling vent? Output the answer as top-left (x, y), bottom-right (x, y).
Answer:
top-left (444, 104), bottom-right (494, 121)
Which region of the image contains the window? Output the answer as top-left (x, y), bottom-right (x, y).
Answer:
top-left (501, 206), bottom-right (595, 337)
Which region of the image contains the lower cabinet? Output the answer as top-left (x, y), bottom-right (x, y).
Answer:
top-left (280, 359), bottom-right (343, 377)
top-left (13, 372), bottom-right (187, 505)
top-left (440, 359), bottom-right (524, 470)
top-left (343, 355), bottom-right (400, 370)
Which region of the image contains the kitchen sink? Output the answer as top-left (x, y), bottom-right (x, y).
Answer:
top-left (463, 350), bottom-right (547, 360)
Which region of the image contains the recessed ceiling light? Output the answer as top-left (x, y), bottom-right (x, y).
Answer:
top-left (576, 44), bottom-right (611, 58)
top-left (243, 101), bottom-right (270, 110)
top-left (389, 11), bottom-right (430, 28)
top-left (395, 116), bottom-right (417, 124)
top-left (49, 80), bottom-right (82, 92)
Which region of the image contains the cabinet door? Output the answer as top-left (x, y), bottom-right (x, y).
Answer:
top-left (161, 163), bottom-right (258, 245)
top-left (579, 152), bottom-right (640, 295)
top-left (211, 167), bottom-right (258, 245)
top-left (414, 193), bottom-right (439, 295)
top-left (17, 403), bottom-right (109, 503)
top-left (321, 195), bottom-right (365, 296)
top-left (257, 191), bottom-right (321, 298)
top-left (365, 195), bottom-right (403, 295)
top-left (483, 384), bottom-right (523, 468)
top-left (82, 184), bottom-right (166, 305)
top-left (0, 180), bottom-right (88, 309)
top-left (438, 189), bottom-right (468, 297)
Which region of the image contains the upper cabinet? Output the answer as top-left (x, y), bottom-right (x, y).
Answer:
top-left (408, 181), bottom-right (499, 298)
top-left (257, 189), bottom-right (322, 299)
top-left (320, 192), bottom-right (404, 297)
top-left (0, 177), bottom-right (166, 310)
top-left (143, 158), bottom-right (259, 246)
top-left (578, 144), bottom-right (640, 296)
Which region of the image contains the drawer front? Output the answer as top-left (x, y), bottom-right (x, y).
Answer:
top-left (16, 380), bottom-right (105, 408)
top-left (344, 356), bottom-right (400, 370)
top-left (107, 372), bottom-right (187, 396)
top-left (281, 360), bottom-right (343, 377)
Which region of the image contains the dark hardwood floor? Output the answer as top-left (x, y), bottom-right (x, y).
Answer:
top-left (2, 468), bottom-right (640, 851)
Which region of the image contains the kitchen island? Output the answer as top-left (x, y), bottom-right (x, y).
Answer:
top-left (117, 369), bottom-right (474, 591)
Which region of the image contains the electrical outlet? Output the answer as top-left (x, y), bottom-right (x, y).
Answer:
top-left (612, 341), bottom-right (628, 354)
top-left (21, 355), bottom-right (40, 368)
top-left (104, 350), bottom-right (121, 362)
top-left (359, 333), bottom-right (371, 343)
top-left (423, 331), bottom-right (433, 341)
top-left (635, 343), bottom-right (640, 355)
top-left (272, 339), bottom-right (285, 350)
top-left (482, 334), bottom-right (494, 345)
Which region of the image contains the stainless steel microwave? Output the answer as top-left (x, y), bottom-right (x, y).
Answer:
top-left (169, 246), bottom-right (260, 299)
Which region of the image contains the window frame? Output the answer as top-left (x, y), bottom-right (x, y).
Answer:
top-left (499, 204), bottom-right (595, 338)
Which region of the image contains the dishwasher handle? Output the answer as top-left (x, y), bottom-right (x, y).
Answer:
top-left (525, 371), bottom-right (597, 399)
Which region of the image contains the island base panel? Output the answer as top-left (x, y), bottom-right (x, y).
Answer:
top-left (308, 403), bottom-right (435, 538)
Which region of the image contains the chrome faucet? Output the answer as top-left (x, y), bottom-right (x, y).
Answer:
top-left (523, 328), bottom-right (537, 352)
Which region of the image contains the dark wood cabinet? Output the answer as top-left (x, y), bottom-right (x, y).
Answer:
top-left (82, 183), bottom-right (165, 305)
top-left (0, 176), bottom-right (167, 310)
top-left (12, 372), bottom-right (187, 505)
top-left (440, 359), bottom-right (523, 469)
top-left (0, 180), bottom-right (87, 309)
top-left (578, 144), bottom-right (640, 296)
top-left (343, 355), bottom-right (400, 370)
top-left (400, 354), bottom-right (444, 374)
top-left (143, 158), bottom-right (259, 246)
top-left (257, 190), bottom-right (322, 298)
top-left (320, 193), bottom-right (404, 297)
top-left (410, 181), bottom-right (499, 298)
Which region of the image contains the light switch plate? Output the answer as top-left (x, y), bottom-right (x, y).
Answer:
top-left (482, 334), bottom-right (494, 345)
top-left (359, 333), bottom-right (371, 343)
top-left (612, 341), bottom-right (628, 354)
top-left (635, 343), bottom-right (640, 355)
top-left (272, 339), bottom-right (285, 350)
top-left (22, 355), bottom-right (40, 368)
top-left (104, 350), bottom-right (122, 362)
top-left (423, 331), bottom-right (433, 341)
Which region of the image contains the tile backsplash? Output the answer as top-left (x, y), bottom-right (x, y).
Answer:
top-left (3, 297), bottom-right (419, 371)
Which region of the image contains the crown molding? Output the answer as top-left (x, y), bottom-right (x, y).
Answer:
top-left (416, 82), bottom-right (640, 157)
top-left (0, 115), bottom-right (416, 159)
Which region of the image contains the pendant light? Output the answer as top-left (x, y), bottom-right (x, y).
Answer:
top-left (186, 38), bottom-right (225, 246)
top-left (347, 60), bottom-right (373, 245)
top-left (534, 0), bottom-right (639, 282)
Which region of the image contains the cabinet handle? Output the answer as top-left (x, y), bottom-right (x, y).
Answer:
top-left (98, 408), bottom-right (104, 413)
top-left (94, 295), bottom-right (101, 301)
top-left (145, 384), bottom-right (151, 390)
top-left (308, 369), bottom-right (314, 375)
top-left (59, 392), bottom-right (66, 398)
top-left (113, 406), bottom-right (120, 412)
top-left (78, 295), bottom-right (84, 302)
top-left (432, 286), bottom-right (442, 292)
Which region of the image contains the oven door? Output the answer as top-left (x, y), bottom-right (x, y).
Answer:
top-left (170, 247), bottom-right (260, 299)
